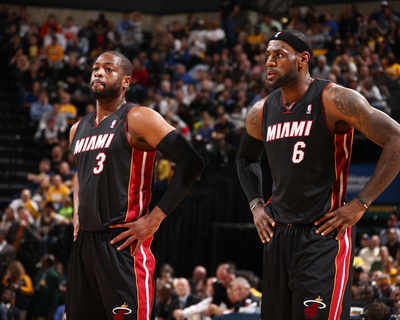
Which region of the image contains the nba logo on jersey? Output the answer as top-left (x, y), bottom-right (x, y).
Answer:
top-left (306, 104), bottom-right (313, 115)
top-left (110, 120), bottom-right (118, 128)
top-left (112, 303), bottom-right (132, 320)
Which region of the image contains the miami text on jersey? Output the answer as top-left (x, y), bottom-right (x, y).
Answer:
top-left (266, 120), bottom-right (313, 142)
top-left (73, 134), bottom-right (116, 154)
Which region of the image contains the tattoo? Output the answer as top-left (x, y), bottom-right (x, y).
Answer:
top-left (247, 107), bottom-right (260, 132)
top-left (327, 85), bottom-right (369, 135)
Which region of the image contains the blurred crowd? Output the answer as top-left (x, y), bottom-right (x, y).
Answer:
top-left (0, 1), bottom-right (400, 319)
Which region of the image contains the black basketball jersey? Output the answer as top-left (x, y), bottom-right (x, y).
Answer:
top-left (262, 79), bottom-right (354, 225)
top-left (71, 103), bottom-right (156, 232)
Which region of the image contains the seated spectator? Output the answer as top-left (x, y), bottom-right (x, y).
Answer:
top-left (207, 262), bottom-right (236, 316)
top-left (58, 91), bottom-right (78, 128)
top-left (34, 117), bottom-right (64, 155)
top-left (359, 234), bottom-right (381, 272)
top-left (155, 282), bottom-right (174, 320)
top-left (311, 55), bottom-right (331, 80)
top-left (380, 214), bottom-right (400, 245)
top-left (357, 77), bottom-right (391, 114)
top-left (188, 265), bottom-right (208, 298)
top-left (36, 201), bottom-right (69, 257)
top-left (44, 34), bottom-right (65, 68)
top-left (0, 207), bottom-right (17, 231)
top-left (1, 260), bottom-right (34, 320)
top-left (45, 174), bottom-right (71, 212)
top-left (376, 273), bottom-right (395, 303)
top-left (0, 227), bottom-right (16, 281)
top-left (26, 158), bottom-right (54, 194)
top-left (231, 277), bottom-right (261, 314)
top-left (361, 301), bottom-right (391, 320)
top-left (168, 277), bottom-right (202, 319)
top-left (8, 189), bottom-right (40, 221)
top-left (6, 208), bottom-right (40, 276)
top-left (382, 227), bottom-right (400, 261)
top-left (29, 90), bottom-right (52, 129)
top-left (1, 289), bottom-right (21, 320)
top-left (31, 254), bottom-right (61, 320)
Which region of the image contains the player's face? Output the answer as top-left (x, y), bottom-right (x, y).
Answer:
top-left (90, 53), bottom-right (125, 100)
top-left (265, 40), bottom-right (299, 90)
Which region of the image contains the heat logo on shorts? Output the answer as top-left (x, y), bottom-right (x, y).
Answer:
top-left (113, 303), bottom-right (132, 320)
top-left (303, 296), bottom-right (326, 319)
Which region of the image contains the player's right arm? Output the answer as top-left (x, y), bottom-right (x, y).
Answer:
top-left (236, 97), bottom-right (275, 243)
top-left (69, 121), bottom-right (80, 241)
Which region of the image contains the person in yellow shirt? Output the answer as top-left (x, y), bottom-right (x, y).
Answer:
top-left (45, 174), bottom-right (71, 212)
top-left (2, 260), bottom-right (34, 320)
top-left (58, 90), bottom-right (78, 127)
top-left (45, 35), bottom-right (64, 67)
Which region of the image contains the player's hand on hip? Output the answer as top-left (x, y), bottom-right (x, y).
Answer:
top-left (110, 208), bottom-right (165, 254)
top-left (314, 199), bottom-right (366, 240)
top-left (253, 206), bottom-right (275, 243)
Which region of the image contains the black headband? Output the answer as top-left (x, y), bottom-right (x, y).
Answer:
top-left (268, 31), bottom-right (313, 59)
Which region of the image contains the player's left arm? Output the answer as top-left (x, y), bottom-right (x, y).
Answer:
top-left (110, 107), bottom-right (204, 253)
top-left (315, 83), bottom-right (400, 239)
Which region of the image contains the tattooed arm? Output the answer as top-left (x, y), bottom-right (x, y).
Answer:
top-left (246, 97), bottom-right (267, 140)
top-left (315, 83), bottom-right (400, 239)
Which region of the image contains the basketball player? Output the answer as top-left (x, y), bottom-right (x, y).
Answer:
top-left (236, 30), bottom-right (400, 319)
top-left (65, 51), bottom-right (204, 320)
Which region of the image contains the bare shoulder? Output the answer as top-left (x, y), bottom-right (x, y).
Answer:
top-left (127, 106), bottom-right (175, 149)
top-left (246, 96), bottom-right (268, 140)
top-left (69, 120), bottom-right (81, 143)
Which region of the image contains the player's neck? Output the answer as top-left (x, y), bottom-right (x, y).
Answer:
top-left (282, 76), bottom-right (314, 107)
top-left (95, 97), bottom-right (127, 123)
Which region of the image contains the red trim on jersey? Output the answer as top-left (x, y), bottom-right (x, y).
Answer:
top-left (328, 227), bottom-right (352, 319)
top-left (330, 129), bottom-right (354, 211)
top-left (126, 148), bottom-right (156, 222)
top-left (132, 235), bottom-right (156, 320)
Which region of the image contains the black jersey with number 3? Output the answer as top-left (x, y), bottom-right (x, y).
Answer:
top-left (70, 103), bottom-right (156, 232)
top-left (262, 79), bottom-right (354, 225)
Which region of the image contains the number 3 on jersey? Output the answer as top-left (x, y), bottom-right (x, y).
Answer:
top-left (93, 152), bottom-right (106, 174)
top-left (292, 141), bottom-right (306, 164)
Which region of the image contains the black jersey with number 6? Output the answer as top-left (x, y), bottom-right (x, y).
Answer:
top-left (262, 79), bottom-right (354, 225)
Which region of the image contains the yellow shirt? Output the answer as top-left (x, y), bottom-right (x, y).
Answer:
top-left (59, 103), bottom-right (78, 125)
top-left (46, 184), bottom-right (71, 205)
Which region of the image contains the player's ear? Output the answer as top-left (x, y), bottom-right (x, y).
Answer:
top-left (123, 75), bottom-right (131, 89)
top-left (298, 51), bottom-right (311, 67)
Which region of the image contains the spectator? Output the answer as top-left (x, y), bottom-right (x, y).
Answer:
top-left (1, 261), bottom-right (34, 320)
top-left (8, 189), bottom-right (40, 221)
top-left (30, 254), bottom-right (60, 320)
top-left (380, 214), bottom-right (400, 244)
top-left (207, 262), bottom-right (236, 314)
top-left (45, 174), bottom-right (71, 212)
top-left (188, 265), bottom-right (208, 298)
top-left (39, 13), bottom-right (61, 40)
top-left (382, 227), bottom-right (400, 261)
top-left (168, 277), bottom-right (202, 320)
top-left (58, 91), bottom-right (78, 128)
top-left (0, 207), bottom-right (16, 232)
top-left (62, 16), bottom-right (79, 45)
top-left (311, 55), bottom-right (331, 80)
top-left (231, 277), bottom-right (261, 314)
top-left (0, 228), bottom-right (16, 281)
top-left (0, 289), bottom-right (20, 320)
top-left (30, 90), bottom-right (52, 128)
top-left (219, 0), bottom-right (240, 46)
top-left (359, 234), bottom-right (382, 272)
